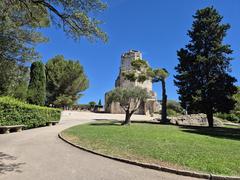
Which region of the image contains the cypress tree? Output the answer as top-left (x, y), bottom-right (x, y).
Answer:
top-left (174, 7), bottom-right (237, 127)
top-left (27, 61), bottom-right (46, 106)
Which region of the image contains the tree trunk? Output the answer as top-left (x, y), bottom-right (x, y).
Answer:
top-left (206, 110), bottom-right (214, 127)
top-left (161, 79), bottom-right (168, 123)
top-left (122, 110), bottom-right (134, 125)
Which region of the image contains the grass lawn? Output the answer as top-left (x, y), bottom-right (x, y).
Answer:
top-left (62, 121), bottom-right (240, 176)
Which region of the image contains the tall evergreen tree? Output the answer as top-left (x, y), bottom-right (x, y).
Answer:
top-left (27, 61), bottom-right (46, 106)
top-left (174, 7), bottom-right (237, 127)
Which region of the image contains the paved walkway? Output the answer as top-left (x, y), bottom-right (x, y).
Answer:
top-left (0, 111), bottom-right (202, 180)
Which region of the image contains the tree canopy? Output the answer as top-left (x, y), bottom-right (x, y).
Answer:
top-left (174, 7), bottom-right (237, 127)
top-left (46, 55), bottom-right (88, 107)
top-left (4, 0), bottom-right (108, 42)
top-left (107, 87), bottom-right (149, 125)
top-left (124, 59), bottom-right (169, 122)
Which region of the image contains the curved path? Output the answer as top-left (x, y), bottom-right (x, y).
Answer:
top-left (0, 111), bottom-right (202, 180)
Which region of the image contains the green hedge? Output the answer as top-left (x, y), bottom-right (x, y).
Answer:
top-left (215, 113), bottom-right (240, 123)
top-left (0, 96), bottom-right (61, 129)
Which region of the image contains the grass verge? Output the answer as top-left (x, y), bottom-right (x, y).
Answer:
top-left (62, 121), bottom-right (240, 176)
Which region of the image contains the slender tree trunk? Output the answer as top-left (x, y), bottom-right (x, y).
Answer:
top-left (206, 109), bottom-right (214, 127)
top-left (161, 79), bottom-right (168, 123)
top-left (122, 109), bottom-right (133, 125)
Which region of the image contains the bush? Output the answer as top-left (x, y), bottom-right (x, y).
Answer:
top-left (0, 96), bottom-right (61, 129)
top-left (166, 100), bottom-right (184, 116)
top-left (215, 113), bottom-right (240, 123)
top-left (167, 109), bottom-right (179, 117)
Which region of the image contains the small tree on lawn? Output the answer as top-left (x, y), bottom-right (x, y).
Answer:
top-left (124, 59), bottom-right (169, 123)
top-left (106, 87), bottom-right (149, 125)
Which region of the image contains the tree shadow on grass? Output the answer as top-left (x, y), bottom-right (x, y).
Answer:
top-left (90, 120), bottom-right (121, 126)
top-left (180, 126), bottom-right (240, 141)
top-left (131, 120), bottom-right (160, 125)
top-left (0, 152), bottom-right (25, 174)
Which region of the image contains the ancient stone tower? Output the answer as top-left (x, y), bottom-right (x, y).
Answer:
top-left (105, 50), bottom-right (160, 115)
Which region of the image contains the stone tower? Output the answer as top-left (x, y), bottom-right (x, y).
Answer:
top-left (105, 50), bottom-right (160, 115)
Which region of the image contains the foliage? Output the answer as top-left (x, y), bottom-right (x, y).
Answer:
top-left (174, 7), bottom-right (237, 127)
top-left (89, 101), bottom-right (96, 108)
top-left (166, 100), bottom-right (184, 116)
top-left (0, 0), bottom-right (107, 98)
top-left (152, 68), bottom-right (169, 122)
top-left (53, 95), bottom-right (74, 107)
top-left (0, 1), bottom-right (48, 97)
top-left (0, 96), bottom-right (61, 129)
top-left (63, 122), bottom-right (240, 176)
top-left (0, 1), bottom-right (48, 64)
top-left (215, 113), bottom-right (240, 123)
top-left (106, 87), bottom-right (149, 125)
top-left (27, 61), bottom-right (46, 106)
top-left (167, 109), bottom-right (179, 117)
top-left (5, 0), bottom-right (108, 42)
top-left (233, 87), bottom-right (240, 113)
top-left (124, 58), bottom-right (169, 123)
top-left (98, 99), bottom-right (102, 106)
top-left (46, 55), bottom-right (89, 107)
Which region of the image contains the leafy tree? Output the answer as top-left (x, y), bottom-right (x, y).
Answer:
top-left (5, 0), bottom-right (107, 41)
top-left (89, 101), bottom-right (96, 109)
top-left (174, 7), bottom-right (237, 127)
top-left (27, 61), bottom-right (46, 106)
top-left (107, 87), bottom-right (149, 125)
top-left (46, 55), bottom-right (88, 106)
top-left (167, 100), bottom-right (184, 115)
top-left (54, 95), bottom-right (74, 108)
top-left (233, 87), bottom-right (240, 113)
top-left (0, 1), bottom-right (48, 96)
top-left (0, 0), bottom-right (107, 96)
top-left (124, 59), bottom-right (169, 123)
top-left (152, 68), bottom-right (169, 123)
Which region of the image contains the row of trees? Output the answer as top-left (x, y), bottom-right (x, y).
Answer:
top-left (27, 56), bottom-right (88, 107)
top-left (0, 0), bottom-right (107, 104)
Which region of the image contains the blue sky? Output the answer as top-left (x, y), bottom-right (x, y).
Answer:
top-left (36, 0), bottom-right (240, 104)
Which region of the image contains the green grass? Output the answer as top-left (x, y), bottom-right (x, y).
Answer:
top-left (62, 121), bottom-right (240, 176)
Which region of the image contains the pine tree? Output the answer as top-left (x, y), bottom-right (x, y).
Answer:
top-left (98, 99), bottom-right (102, 106)
top-left (174, 7), bottom-right (237, 127)
top-left (45, 55), bottom-right (89, 106)
top-left (27, 61), bottom-right (46, 106)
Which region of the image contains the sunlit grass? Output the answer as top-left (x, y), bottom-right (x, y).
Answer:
top-left (62, 121), bottom-right (240, 176)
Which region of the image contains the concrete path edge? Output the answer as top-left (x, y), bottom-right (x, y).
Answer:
top-left (59, 132), bottom-right (240, 180)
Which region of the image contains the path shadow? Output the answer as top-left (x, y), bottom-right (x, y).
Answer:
top-left (0, 152), bottom-right (25, 174)
top-left (180, 126), bottom-right (240, 141)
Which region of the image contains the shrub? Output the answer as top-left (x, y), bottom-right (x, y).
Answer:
top-left (166, 100), bottom-right (184, 115)
top-left (0, 96), bottom-right (61, 129)
top-left (215, 113), bottom-right (240, 123)
top-left (167, 109), bottom-right (179, 117)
